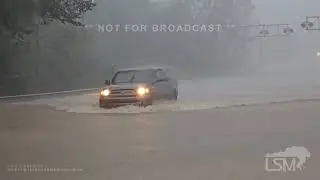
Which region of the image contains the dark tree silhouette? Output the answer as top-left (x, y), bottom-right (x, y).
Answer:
top-left (0, 0), bottom-right (97, 40)
top-left (40, 0), bottom-right (97, 26)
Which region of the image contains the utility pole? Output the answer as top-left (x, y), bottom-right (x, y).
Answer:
top-left (301, 16), bottom-right (320, 78)
top-left (259, 38), bottom-right (263, 60)
top-left (301, 16), bottom-right (320, 58)
top-left (111, 64), bottom-right (115, 75)
top-left (34, 16), bottom-right (41, 79)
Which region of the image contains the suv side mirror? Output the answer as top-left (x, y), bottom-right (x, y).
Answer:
top-left (152, 77), bottom-right (168, 85)
top-left (105, 80), bottom-right (110, 85)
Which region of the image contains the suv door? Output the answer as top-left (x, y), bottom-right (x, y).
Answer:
top-left (154, 69), bottom-right (174, 99)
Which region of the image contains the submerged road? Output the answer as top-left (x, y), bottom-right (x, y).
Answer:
top-left (1, 100), bottom-right (320, 180)
top-left (1, 63), bottom-right (320, 180)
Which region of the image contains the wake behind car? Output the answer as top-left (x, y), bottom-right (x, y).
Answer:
top-left (99, 66), bottom-right (178, 108)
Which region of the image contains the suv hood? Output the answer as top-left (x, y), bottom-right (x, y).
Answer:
top-left (104, 83), bottom-right (150, 90)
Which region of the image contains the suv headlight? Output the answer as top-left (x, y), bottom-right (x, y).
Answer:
top-left (100, 89), bottom-right (110, 96)
top-left (137, 87), bottom-right (149, 96)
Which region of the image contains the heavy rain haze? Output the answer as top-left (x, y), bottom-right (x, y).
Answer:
top-left (252, 0), bottom-right (320, 72)
top-left (1, 0), bottom-right (256, 95)
top-left (0, 0), bottom-right (319, 96)
top-left (2, 1), bottom-right (320, 179)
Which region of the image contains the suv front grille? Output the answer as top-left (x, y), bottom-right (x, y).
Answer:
top-left (110, 88), bottom-right (136, 98)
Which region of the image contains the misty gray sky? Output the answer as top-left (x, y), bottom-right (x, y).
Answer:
top-left (83, 0), bottom-right (320, 69)
top-left (253, 0), bottom-right (319, 24)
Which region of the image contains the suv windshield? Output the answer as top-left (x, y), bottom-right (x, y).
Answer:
top-left (111, 69), bottom-right (157, 84)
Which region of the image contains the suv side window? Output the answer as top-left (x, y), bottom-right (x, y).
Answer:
top-left (156, 69), bottom-right (167, 79)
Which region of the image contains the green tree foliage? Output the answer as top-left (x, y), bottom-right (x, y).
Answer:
top-left (0, 0), bottom-right (96, 40)
top-left (40, 0), bottom-right (96, 26)
top-left (0, 0), bottom-right (96, 95)
top-left (0, 0), bottom-right (36, 40)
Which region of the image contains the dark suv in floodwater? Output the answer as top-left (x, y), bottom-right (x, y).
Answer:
top-left (99, 66), bottom-right (178, 108)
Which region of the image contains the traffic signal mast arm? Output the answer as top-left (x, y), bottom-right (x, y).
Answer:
top-left (301, 16), bottom-right (320, 30)
top-left (235, 23), bottom-right (294, 37)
